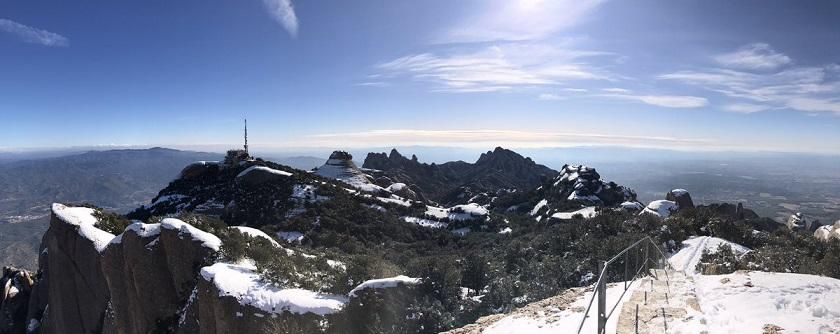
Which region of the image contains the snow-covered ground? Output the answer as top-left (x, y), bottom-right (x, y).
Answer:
top-left (641, 200), bottom-right (678, 218)
top-left (670, 271), bottom-right (840, 333)
top-left (668, 236), bottom-right (750, 274)
top-left (482, 281), bottom-right (640, 334)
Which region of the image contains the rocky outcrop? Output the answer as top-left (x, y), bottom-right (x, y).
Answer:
top-left (100, 219), bottom-right (220, 334)
top-left (235, 165), bottom-right (292, 188)
top-left (666, 189), bottom-right (694, 209)
top-left (178, 161), bottom-right (221, 180)
top-left (1, 267), bottom-right (35, 333)
top-left (36, 204), bottom-right (114, 334)
top-left (363, 147), bottom-right (556, 206)
top-left (814, 220), bottom-right (840, 242)
top-left (316, 151), bottom-right (382, 192)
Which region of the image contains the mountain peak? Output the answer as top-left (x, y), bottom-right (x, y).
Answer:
top-left (388, 148), bottom-right (403, 160)
top-left (328, 150), bottom-right (353, 161)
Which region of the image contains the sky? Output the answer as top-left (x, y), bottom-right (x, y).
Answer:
top-left (2, 0), bottom-right (840, 154)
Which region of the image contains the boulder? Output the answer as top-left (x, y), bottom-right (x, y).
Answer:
top-left (666, 189), bottom-right (694, 209)
top-left (1, 267), bottom-right (35, 334)
top-left (640, 200), bottom-right (679, 219)
top-left (786, 212), bottom-right (805, 230)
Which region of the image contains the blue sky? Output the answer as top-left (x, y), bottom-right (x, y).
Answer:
top-left (2, 0), bottom-right (840, 154)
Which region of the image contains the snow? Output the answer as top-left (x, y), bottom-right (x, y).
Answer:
top-left (424, 203), bottom-right (488, 221)
top-left (640, 200), bottom-right (679, 218)
top-left (51, 203), bottom-right (115, 253)
top-left (386, 183), bottom-right (407, 192)
top-left (670, 188), bottom-right (689, 196)
top-left (403, 216), bottom-right (447, 229)
top-left (347, 275), bottom-right (421, 297)
top-left (551, 206), bottom-right (598, 220)
top-left (276, 231), bottom-right (305, 243)
top-left (111, 222), bottom-right (162, 245)
top-left (676, 271), bottom-right (840, 333)
top-left (620, 201), bottom-right (644, 211)
top-left (376, 196), bottom-right (412, 207)
top-left (499, 227), bottom-right (512, 234)
top-left (231, 226), bottom-right (280, 247)
top-left (236, 165), bottom-right (292, 179)
top-left (200, 262), bottom-right (347, 315)
top-left (668, 236), bottom-right (750, 275)
top-left (160, 218), bottom-right (222, 251)
top-left (483, 281), bottom-right (640, 334)
top-left (315, 158), bottom-right (383, 193)
top-left (567, 191), bottom-right (601, 203)
top-left (814, 223), bottom-right (840, 242)
top-left (530, 199), bottom-right (548, 216)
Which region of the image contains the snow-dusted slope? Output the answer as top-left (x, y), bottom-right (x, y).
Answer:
top-left (669, 236), bottom-right (750, 274)
top-left (671, 271), bottom-right (840, 333)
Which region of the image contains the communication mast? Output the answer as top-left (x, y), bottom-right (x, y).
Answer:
top-left (244, 118), bottom-right (249, 155)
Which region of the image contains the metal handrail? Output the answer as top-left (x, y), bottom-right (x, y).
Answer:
top-left (575, 236), bottom-right (673, 334)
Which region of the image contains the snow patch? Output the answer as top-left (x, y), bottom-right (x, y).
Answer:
top-left (668, 236), bottom-right (749, 274)
top-left (348, 275), bottom-right (421, 297)
top-left (231, 226), bottom-right (280, 247)
top-left (551, 206), bottom-right (598, 220)
top-left (236, 165), bottom-right (292, 179)
top-left (160, 218), bottom-right (222, 251)
top-left (51, 203), bottom-right (115, 253)
top-left (640, 200), bottom-right (679, 218)
top-left (200, 262), bottom-right (347, 315)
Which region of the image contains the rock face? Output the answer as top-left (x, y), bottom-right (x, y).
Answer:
top-left (787, 212), bottom-right (806, 230)
top-left (0, 267), bottom-right (35, 333)
top-left (363, 147), bottom-right (556, 206)
top-left (666, 189), bottom-right (694, 209)
top-left (100, 220), bottom-right (220, 334)
top-left (526, 165), bottom-right (637, 221)
top-left (37, 205), bottom-right (113, 334)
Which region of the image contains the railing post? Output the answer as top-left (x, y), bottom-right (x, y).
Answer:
top-left (598, 261), bottom-right (607, 334)
top-left (644, 242), bottom-right (650, 275)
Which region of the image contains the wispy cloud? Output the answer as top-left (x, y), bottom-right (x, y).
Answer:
top-left (440, 0), bottom-right (605, 43)
top-left (723, 103), bottom-right (771, 114)
top-left (601, 93), bottom-right (709, 108)
top-left (262, 0), bottom-right (299, 38)
top-left (375, 44), bottom-right (611, 93)
top-left (0, 18), bottom-right (68, 47)
top-left (661, 44), bottom-right (840, 115)
top-left (306, 129), bottom-right (713, 149)
top-left (714, 43), bottom-right (791, 71)
top-left (538, 93), bottom-right (563, 100)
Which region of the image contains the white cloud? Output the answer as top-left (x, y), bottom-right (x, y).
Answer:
top-left (714, 43), bottom-right (791, 71)
top-left (602, 87), bottom-right (630, 93)
top-left (538, 93), bottom-right (563, 100)
top-left (262, 0), bottom-right (298, 38)
top-left (786, 98), bottom-right (840, 115)
top-left (376, 44), bottom-right (610, 93)
top-left (0, 18), bottom-right (68, 47)
top-left (355, 82), bottom-right (390, 87)
top-left (306, 129), bottom-right (712, 149)
top-left (561, 88), bottom-right (588, 92)
top-left (661, 48), bottom-right (840, 116)
top-left (601, 93), bottom-right (708, 108)
top-left (723, 103), bottom-right (771, 114)
top-left (441, 0), bottom-right (605, 43)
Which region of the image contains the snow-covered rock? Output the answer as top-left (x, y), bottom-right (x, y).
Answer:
top-left (315, 151), bottom-right (383, 193)
top-left (814, 221), bottom-right (840, 242)
top-left (51, 203), bottom-right (115, 253)
top-left (230, 226), bottom-right (280, 247)
top-left (640, 200), bottom-right (679, 219)
top-left (200, 262), bottom-right (347, 315)
top-left (550, 206), bottom-right (598, 220)
top-left (347, 275), bottom-right (421, 297)
top-left (666, 188), bottom-right (694, 209)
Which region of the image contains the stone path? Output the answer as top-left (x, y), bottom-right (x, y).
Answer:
top-left (615, 269), bottom-right (702, 334)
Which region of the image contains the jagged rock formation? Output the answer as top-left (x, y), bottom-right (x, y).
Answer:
top-left (363, 147), bottom-right (556, 206)
top-left (12, 203), bottom-right (426, 334)
top-left (316, 151), bottom-right (383, 193)
top-left (525, 164), bottom-right (637, 221)
top-left (785, 212), bottom-right (821, 231)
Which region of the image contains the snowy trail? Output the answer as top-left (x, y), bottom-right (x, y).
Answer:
top-left (668, 236), bottom-right (749, 275)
